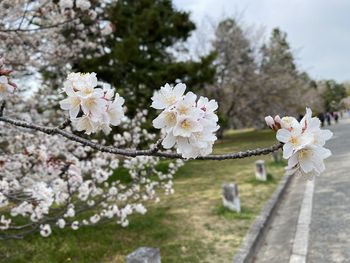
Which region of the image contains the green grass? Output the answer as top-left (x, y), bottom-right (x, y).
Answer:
top-left (0, 129), bottom-right (286, 263)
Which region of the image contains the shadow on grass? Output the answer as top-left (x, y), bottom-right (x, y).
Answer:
top-left (244, 173), bottom-right (276, 185)
top-left (215, 205), bottom-right (255, 220)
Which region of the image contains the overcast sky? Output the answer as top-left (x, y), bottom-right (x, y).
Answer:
top-left (174, 0), bottom-right (350, 82)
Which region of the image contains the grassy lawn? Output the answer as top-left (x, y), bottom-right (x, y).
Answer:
top-left (0, 129), bottom-right (286, 263)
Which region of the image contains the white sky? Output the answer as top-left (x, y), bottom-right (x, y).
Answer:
top-left (174, 0), bottom-right (350, 82)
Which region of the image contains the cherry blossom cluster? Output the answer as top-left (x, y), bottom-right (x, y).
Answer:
top-left (0, 0), bottom-right (113, 72)
top-left (151, 83), bottom-right (219, 158)
top-left (60, 73), bottom-right (125, 135)
top-left (265, 108), bottom-right (333, 177)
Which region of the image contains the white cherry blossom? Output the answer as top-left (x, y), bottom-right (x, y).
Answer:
top-left (151, 83), bottom-right (186, 109)
top-left (40, 224), bottom-right (52, 237)
top-left (76, 0), bottom-right (91, 11)
top-left (59, 86), bottom-right (81, 119)
top-left (56, 219), bottom-right (66, 229)
top-left (173, 116), bottom-right (203, 137)
top-left (74, 116), bottom-right (97, 135)
top-left (276, 121), bottom-right (313, 158)
top-left (287, 146), bottom-right (331, 176)
top-left (60, 73), bottom-right (125, 134)
top-left (270, 108), bottom-right (333, 177)
top-left (152, 83), bottom-right (219, 158)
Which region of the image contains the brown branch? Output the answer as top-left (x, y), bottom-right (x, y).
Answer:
top-left (0, 17), bottom-right (79, 33)
top-left (0, 115), bottom-right (282, 160)
top-left (0, 101), bottom-right (5, 117)
top-left (57, 119), bottom-right (71, 129)
top-left (1, 115), bottom-right (283, 159)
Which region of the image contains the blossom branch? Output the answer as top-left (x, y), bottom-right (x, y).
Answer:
top-left (0, 18), bottom-right (80, 33)
top-left (0, 115), bottom-right (283, 160)
top-left (57, 119), bottom-right (71, 130)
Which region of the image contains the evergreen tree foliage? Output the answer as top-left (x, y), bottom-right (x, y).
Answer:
top-left (75, 0), bottom-right (216, 116)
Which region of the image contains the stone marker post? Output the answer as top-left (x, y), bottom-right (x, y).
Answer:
top-left (222, 183), bottom-right (241, 213)
top-left (255, 160), bottom-right (267, 181)
top-left (126, 247), bottom-right (161, 263)
top-left (271, 151), bottom-right (282, 163)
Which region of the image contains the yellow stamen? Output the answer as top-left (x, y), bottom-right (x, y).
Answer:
top-left (166, 95), bottom-right (176, 105)
top-left (165, 112), bottom-right (176, 124)
top-left (178, 106), bottom-right (188, 115)
top-left (181, 119), bottom-right (191, 129)
top-left (290, 136), bottom-right (299, 145)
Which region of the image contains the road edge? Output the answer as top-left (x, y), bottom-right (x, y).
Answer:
top-left (232, 170), bottom-right (294, 263)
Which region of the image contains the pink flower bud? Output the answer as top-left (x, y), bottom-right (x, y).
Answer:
top-left (265, 116), bottom-right (274, 128)
top-left (274, 115), bottom-right (281, 124)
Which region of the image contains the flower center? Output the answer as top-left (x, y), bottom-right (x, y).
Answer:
top-left (299, 149), bottom-right (309, 158)
top-left (72, 97), bottom-right (81, 107)
top-left (181, 119), bottom-right (191, 130)
top-left (178, 105), bottom-right (189, 115)
top-left (85, 97), bottom-right (97, 108)
top-left (290, 136), bottom-right (299, 145)
top-left (81, 87), bottom-right (94, 96)
top-left (165, 112), bottom-right (176, 124)
top-left (166, 95), bottom-right (176, 105)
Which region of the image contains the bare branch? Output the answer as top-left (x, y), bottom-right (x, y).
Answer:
top-left (0, 115), bottom-right (282, 160)
top-left (57, 119), bottom-right (71, 130)
top-left (0, 18), bottom-right (79, 33)
top-left (0, 101), bottom-right (5, 117)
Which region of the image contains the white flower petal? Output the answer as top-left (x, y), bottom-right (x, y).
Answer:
top-left (162, 132), bottom-right (176, 149)
top-left (276, 129), bottom-right (291, 143)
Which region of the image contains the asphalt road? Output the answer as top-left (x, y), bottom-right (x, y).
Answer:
top-left (308, 118), bottom-right (350, 262)
top-left (253, 117), bottom-right (350, 263)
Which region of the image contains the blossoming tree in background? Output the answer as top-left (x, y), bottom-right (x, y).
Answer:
top-left (0, 1), bottom-right (333, 239)
top-left (0, 0), bottom-right (112, 72)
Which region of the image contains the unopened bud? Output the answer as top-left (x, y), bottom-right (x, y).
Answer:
top-left (265, 116), bottom-right (274, 128)
top-left (274, 115), bottom-right (281, 124)
top-left (265, 115), bottom-right (281, 131)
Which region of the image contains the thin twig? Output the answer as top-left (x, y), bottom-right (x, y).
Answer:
top-left (0, 101), bottom-right (5, 117)
top-left (0, 115), bottom-right (283, 160)
top-left (0, 17), bottom-right (79, 33)
top-left (57, 119), bottom-right (71, 130)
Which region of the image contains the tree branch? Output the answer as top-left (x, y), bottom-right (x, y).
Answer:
top-left (0, 18), bottom-right (79, 33)
top-left (0, 115), bottom-right (283, 160)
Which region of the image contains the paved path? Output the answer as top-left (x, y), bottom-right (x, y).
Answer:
top-left (308, 118), bottom-right (350, 262)
top-left (253, 118), bottom-right (350, 263)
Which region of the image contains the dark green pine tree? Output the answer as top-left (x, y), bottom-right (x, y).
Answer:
top-left (75, 0), bottom-right (216, 116)
top-left (322, 80), bottom-right (347, 112)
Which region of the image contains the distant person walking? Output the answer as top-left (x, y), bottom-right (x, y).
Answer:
top-left (334, 112), bottom-right (339, 123)
top-left (318, 113), bottom-right (325, 127)
top-left (326, 112), bottom-right (332, 126)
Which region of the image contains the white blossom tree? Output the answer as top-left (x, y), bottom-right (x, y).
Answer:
top-left (0, 0), bottom-right (112, 73)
